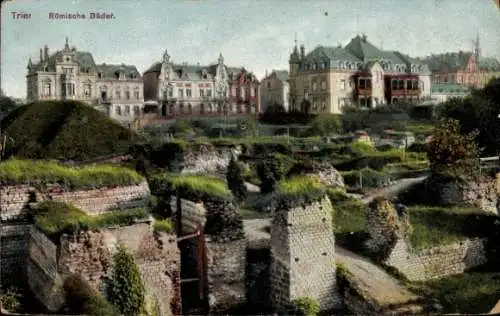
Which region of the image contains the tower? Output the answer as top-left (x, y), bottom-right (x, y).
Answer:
top-left (474, 33), bottom-right (481, 87)
top-left (64, 36), bottom-right (70, 51)
top-left (289, 34), bottom-right (300, 76)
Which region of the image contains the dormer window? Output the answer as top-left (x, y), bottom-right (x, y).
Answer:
top-left (98, 72), bottom-right (102, 79)
top-left (312, 63), bottom-right (317, 70)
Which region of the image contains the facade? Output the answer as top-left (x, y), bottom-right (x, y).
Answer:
top-left (430, 83), bottom-right (471, 103)
top-left (260, 70), bottom-right (290, 112)
top-left (26, 37), bottom-right (144, 125)
top-left (288, 34), bottom-right (432, 114)
top-left (142, 50), bottom-right (260, 118)
top-left (421, 36), bottom-right (500, 88)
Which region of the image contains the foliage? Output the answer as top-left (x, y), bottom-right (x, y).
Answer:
top-left (63, 274), bottom-right (118, 316)
top-left (32, 201), bottom-right (149, 237)
top-left (438, 78), bottom-right (500, 156)
top-left (0, 287), bottom-right (22, 312)
top-left (350, 140), bottom-right (376, 156)
top-left (427, 118), bottom-right (479, 178)
top-left (410, 271), bottom-right (500, 314)
top-left (259, 110), bottom-right (315, 125)
top-left (149, 172), bottom-right (232, 201)
top-left (0, 100), bottom-right (137, 161)
top-left (335, 262), bottom-right (354, 294)
top-left (226, 155), bottom-right (248, 202)
top-left (309, 113), bottom-right (342, 136)
top-left (293, 297), bottom-right (320, 316)
top-left (0, 96), bottom-right (18, 116)
top-left (107, 245), bottom-right (146, 316)
top-left (0, 158), bottom-right (143, 188)
top-left (329, 190), bottom-right (367, 235)
top-left (407, 142), bottom-right (428, 153)
top-left (277, 175), bottom-right (325, 207)
top-left (256, 156), bottom-right (284, 193)
top-left (341, 168), bottom-right (389, 188)
top-left (153, 219), bottom-right (174, 234)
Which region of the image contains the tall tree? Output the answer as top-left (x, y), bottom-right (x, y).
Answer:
top-left (106, 245), bottom-right (145, 316)
top-left (310, 113), bottom-right (342, 136)
top-left (226, 155), bottom-right (248, 202)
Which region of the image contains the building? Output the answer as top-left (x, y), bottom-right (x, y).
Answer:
top-left (26, 37), bottom-right (144, 125)
top-left (142, 50), bottom-right (260, 119)
top-left (430, 83), bottom-right (471, 103)
top-left (288, 35), bottom-right (432, 114)
top-left (260, 70), bottom-right (290, 112)
top-left (421, 36), bottom-right (500, 88)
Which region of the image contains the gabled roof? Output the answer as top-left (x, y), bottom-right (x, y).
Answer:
top-left (344, 35), bottom-right (387, 62)
top-left (419, 52), bottom-right (472, 72)
top-left (96, 63), bottom-right (141, 80)
top-left (274, 70), bottom-right (289, 81)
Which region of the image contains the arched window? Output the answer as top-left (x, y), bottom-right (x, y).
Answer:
top-left (83, 81), bottom-right (91, 97)
top-left (42, 79), bottom-right (52, 97)
top-left (133, 105), bottom-right (140, 116)
top-left (115, 105), bottom-right (121, 115)
top-left (115, 87), bottom-right (121, 100)
top-left (179, 102), bottom-right (184, 114)
top-left (188, 103), bottom-right (192, 114)
top-left (134, 87), bottom-right (140, 100)
top-left (124, 105), bottom-right (130, 115)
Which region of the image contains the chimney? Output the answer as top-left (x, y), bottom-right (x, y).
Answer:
top-left (300, 45), bottom-right (305, 59)
top-left (39, 48), bottom-right (43, 62)
top-left (44, 45), bottom-right (49, 60)
top-left (362, 34), bottom-right (367, 42)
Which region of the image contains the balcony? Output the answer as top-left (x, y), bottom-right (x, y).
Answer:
top-left (355, 78), bottom-right (372, 96)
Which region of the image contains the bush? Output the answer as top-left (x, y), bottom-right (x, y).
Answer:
top-left (32, 201), bottom-right (149, 237)
top-left (0, 158), bottom-right (144, 189)
top-left (407, 142), bottom-right (428, 153)
top-left (153, 219), bottom-right (173, 234)
top-left (341, 168), bottom-right (389, 188)
top-left (226, 155), bottom-right (248, 203)
top-left (0, 287), bottom-right (22, 312)
top-left (0, 100), bottom-right (137, 161)
top-left (107, 245), bottom-right (146, 316)
top-left (149, 173), bottom-right (232, 201)
top-left (293, 297), bottom-right (320, 316)
top-left (350, 140), bottom-right (376, 156)
top-left (309, 113), bottom-right (342, 136)
top-left (251, 142), bottom-right (292, 156)
top-left (257, 157), bottom-right (283, 193)
top-left (63, 274), bottom-right (118, 316)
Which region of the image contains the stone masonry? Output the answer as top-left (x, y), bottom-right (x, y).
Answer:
top-left (270, 196), bottom-right (341, 312)
top-left (0, 224), bottom-right (31, 287)
top-left (27, 222), bottom-right (181, 316)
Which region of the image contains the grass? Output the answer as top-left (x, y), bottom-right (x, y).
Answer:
top-left (32, 201), bottom-right (149, 237)
top-left (153, 219), bottom-right (174, 234)
top-left (277, 175), bottom-right (326, 205)
top-left (0, 100), bottom-right (137, 161)
top-left (409, 271), bottom-right (500, 314)
top-left (405, 122), bottom-right (435, 135)
top-left (149, 172), bottom-right (232, 201)
top-left (407, 206), bottom-right (484, 251)
top-left (0, 158), bottom-right (144, 189)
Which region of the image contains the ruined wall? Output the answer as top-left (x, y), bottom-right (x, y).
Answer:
top-left (434, 176), bottom-right (499, 214)
top-left (0, 224), bottom-right (31, 287)
top-left (182, 145), bottom-right (240, 178)
top-left (26, 222), bottom-right (181, 316)
top-left (384, 238), bottom-right (487, 281)
top-left (169, 198), bottom-right (206, 233)
top-left (270, 196), bottom-right (341, 312)
top-left (0, 181), bottom-right (150, 219)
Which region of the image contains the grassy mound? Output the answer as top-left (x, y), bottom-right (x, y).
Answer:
top-left (0, 158), bottom-right (144, 189)
top-left (0, 100), bottom-right (137, 161)
top-left (32, 201), bottom-right (149, 237)
top-left (277, 175), bottom-right (326, 207)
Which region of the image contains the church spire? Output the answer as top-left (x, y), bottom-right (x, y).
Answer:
top-left (65, 36), bottom-right (69, 50)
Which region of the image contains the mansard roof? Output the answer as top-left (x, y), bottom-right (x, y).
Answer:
top-left (479, 57), bottom-right (500, 71)
top-left (96, 63), bottom-right (141, 80)
top-left (31, 50), bottom-right (96, 73)
top-left (144, 60), bottom-right (246, 81)
top-left (303, 46), bottom-right (361, 63)
top-left (272, 70), bottom-right (289, 81)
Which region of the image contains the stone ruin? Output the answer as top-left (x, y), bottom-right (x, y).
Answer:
top-left (365, 197), bottom-right (487, 281)
top-left (269, 195), bottom-right (342, 312)
top-left (181, 144), bottom-right (242, 178)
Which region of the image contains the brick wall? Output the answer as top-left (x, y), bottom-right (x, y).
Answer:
top-left (25, 222), bottom-right (181, 315)
top-left (0, 224), bottom-right (31, 287)
top-left (384, 238), bottom-right (487, 281)
top-left (270, 196), bottom-right (341, 312)
top-left (0, 181), bottom-right (150, 220)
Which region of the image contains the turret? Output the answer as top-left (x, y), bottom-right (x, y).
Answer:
top-left (39, 48), bottom-right (43, 62)
top-left (44, 45), bottom-right (49, 60)
top-left (300, 44), bottom-right (305, 59)
top-left (27, 58), bottom-right (32, 70)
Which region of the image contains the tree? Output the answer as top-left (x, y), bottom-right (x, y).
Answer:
top-left (427, 118), bottom-right (479, 178)
top-left (0, 96), bottom-right (17, 116)
top-left (309, 113), bottom-right (342, 136)
top-left (257, 157), bottom-right (283, 193)
top-left (226, 155), bottom-right (248, 202)
top-left (107, 245), bottom-right (146, 316)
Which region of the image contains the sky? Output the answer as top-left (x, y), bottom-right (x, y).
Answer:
top-left (1, 0), bottom-right (500, 98)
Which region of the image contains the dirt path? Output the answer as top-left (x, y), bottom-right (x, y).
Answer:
top-left (360, 176), bottom-right (427, 204)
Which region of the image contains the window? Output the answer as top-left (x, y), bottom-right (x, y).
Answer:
top-left (115, 87), bottom-right (121, 100)
top-left (133, 105), bottom-right (140, 116)
top-left (42, 79), bottom-right (51, 96)
top-left (200, 89), bottom-right (205, 97)
top-left (359, 79), bottom-right (366, 89)
top-left (124, 105), bottom-right (130, 115)
top-left (321, 102), bottom-right (326, 111)
top-left (168, 88), bottom-right (173, 97)
top-left (179, 103), bottom-right (184, 113)
top-left (206, 89), bottom-right (212, 97)
top-left (321, 81), bottom-right (326, 90)
top-left (125, 89), bottom-right (130, 100)
top-left (134, 87), bottom-right (140, 99)
top-left (241, 87), bottom-right (246, 99)
top-left (398, 80), bottom-right (404, 90)
top-left (98, 72), bottom-right (102, 79)
top-left (178, 89), bottom-right (184, 98)
top-left (313, 63), bottom-right (317, 70)
top-left (406, 80), bottom-right (413, 90)
top-left (188, 103), bottom-right (192, 113)
top-left (339, 79), bottom-right (346, 90)
top-left (267, 81), bottom-right (271, 89)
top-left (312, 82), bottom-right (318, 91)
top-left (65, 83), bottom-right (75, 96)
top-left (200, 103), bottom-right (205, 114)
top-left (83, 83), bottom-right (91, 97)
top-left (250, 87), bottom-right (255, 97)
top-left (321, 62), bottom-right (326, 69)
top-left (391, 80), bottom-right (398, 90)
top-left (115, 106), bottom-right (121, 115)
top-left (186, 88), bottom-right (192, 98)
top-left (232, 86), bottom-right (236, 96)
top-left (254, 87), bottom-right (258, 97)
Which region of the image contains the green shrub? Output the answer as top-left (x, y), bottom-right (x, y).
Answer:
top-left (0, 287), bottom-right (22, 312)
top-left (407, 142), bottom-right (428, 153)
top-left (257, 156), bottom-right (283, 193)
top-left (63, 274), bottom-right (118, 316)
top-left (153, 219), bottom-right (173, 234)
top-left (341, 168), bottom-right (389, 188)
top-left (350, 140), bottom-right (376, 156)
top-left (32, 201), bottom-right (149, 237)
top-left (277, 175), bottom-right (325, 207)
top-left (149, 173), bottom-right (232, 201)
top-left (0, 100), bottom-right (137, 161)
top-left (0, 158), bottom-right (143, 189)
top-left (226, 155), bottom-right (248, 202)
top-left (332, 198), bottom-right (367, 235)
top-left (293, 297), bottom-right (320, 316)
top-left (107, 245), bottom-right (146, 316)
top-left (326, 187), bottom-right (349, 203)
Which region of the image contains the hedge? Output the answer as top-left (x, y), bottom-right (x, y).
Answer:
top-left (341, 168), bottom-right (389, 188)
top-left (32, 201), bottom-right (149, 237)
top-left (149, 172), bottom-right (232, 201)
top-left (0, 158), bottom-right (144, 189)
